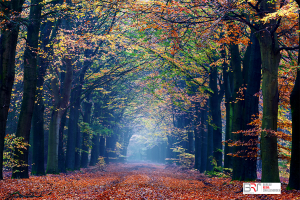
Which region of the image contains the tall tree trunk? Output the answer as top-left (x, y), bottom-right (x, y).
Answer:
top-left (207, 94), bottom-right (214, 171)
top-left (46, 57), bottom-right (73, 174)
top-left (241, 32), bottom-right (261, 181)
top-left (31, 15), bottom-right (60, 176)
top-left (120, 129), bottom-right (132, 163)
top-left (230, 43), bottom-right (244, 180)
top-left (75, 125), bottom-right (81, 170)
top-left (223, 58), bottom-right (233, 170)
top-left (289, 69), bottom-right (300, 189)
top-left (66, 87), bottom-right (81, 170)
top-left (66, 49), bottom-right (91, 170)
top-left (200, 105), bottom-right (208, 173)
top-left (58, 111), bottom-right (67, 173)
top-left (90, 101), bottom-right (101, 166)
top-left (258, 1), bottom-right (280, 183)
top-left (90, 131), bottom-right (99, 166)
top-left (210, 67), bottom-right (222, 167)
top-left (257, 1), bottom-right (281, 183)
top-left (99, 136), bottom-right (105, 157)
top-left (288, 1), bottom-right (300, 189)
top-left (186, 113), bottom-right (194, 154)
top-left (194, 102), bottom-right (201, 171)
top-left (106, 135), bottom-right (117, 163)
top-left (31, 95), bottom-right (45, 176)
top-left (206, 115), bottom-right (214, 171)
top-left (81, 100), bottom-right (92, 168)
top-left (0, 0), bottom-right (25, 180)
top-left (46, 110), bottom-right (60, 174)
top-left (12, 0), bottom-right (42, 179)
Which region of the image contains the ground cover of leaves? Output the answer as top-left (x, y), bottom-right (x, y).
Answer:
top-left (1, 163), bottom-right (300, 199)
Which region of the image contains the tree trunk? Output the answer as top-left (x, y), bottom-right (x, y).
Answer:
top-left (90, 102), bottom-right (101, 166)
top-left (58, 111), bottom-right (67, 173)
top-left (206, 116), bottom-right (214, 171)
top-left (207, 95), bottom-right (214, 171)
top-left (31, 96), bottom-right (45, 176)
top-left (200, 105), bottom-right (208, 173)
top-left (31, 14), bottom-right (60, 176)
top-left (241, 32), bottom-right (261, 181)
top-left (106, 135), bottom-right (117, 163)
top-left (12, 0), bottom-right (42, 179)
top-left (0, 0), bottom-right (25, 180)
top-left (186, 113), bottom-right (194, 154)
top-left (230, 43), bottom-right (244, 180)
top-left (194, 102), bottom-right (201, 171)
top-left (66, 87), bottom-right (81, 170)
top-left (258, 1), bottom-right (280, 182)
top-left (289, 69), bottom-right (300, 189)
top-left (288, 1), bottom-right (300, 189)
top-left (210, 67), bottom-right (222, 167)
top-left (75, 125), bottom-right (81, 170)
top-left (81, 100), bottom-right (92, 168)
top-left (46, 57), bottom-right (73, 174)
top-left (46, 111), bottom-right (60, 174)
top-left (90, 132), bottom-right (99, 166)
top-left (223, 61), bottom-right (233, 170)
top-left (99, 136), bottom-right (105, 157)
top-left (120, 129), bottom-right (132, 163)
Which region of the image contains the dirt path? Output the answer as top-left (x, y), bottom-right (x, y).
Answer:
top-left (0, 162), bottom-right (299, 199)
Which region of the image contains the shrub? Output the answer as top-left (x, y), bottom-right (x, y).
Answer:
top-left (96, 156), bottom-right (106, 171)
top-left (3, 134), bottom-right (30, 172)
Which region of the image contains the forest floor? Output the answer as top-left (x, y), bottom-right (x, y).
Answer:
top-left (0, 162), bottom-right (300, 199)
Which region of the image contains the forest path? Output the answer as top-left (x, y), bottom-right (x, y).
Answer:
top-left (0, 162), bottom-right (298, 199)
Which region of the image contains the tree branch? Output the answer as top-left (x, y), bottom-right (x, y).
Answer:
top-left (278, 46), bottom-right (299, 53)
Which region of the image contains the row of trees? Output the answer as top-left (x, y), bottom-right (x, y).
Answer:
top-left (1, 0), bottom-right (143, 179)
top-left (1, 0), bottom-right (300, 191)
top-left (126, 0), bottom-right (300, 189)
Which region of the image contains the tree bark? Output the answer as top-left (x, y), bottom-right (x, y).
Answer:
top-left (90, 131), bottom-right (99, 166)
top-left (12, 0), bottom-right (42, 179)
top-left (194, 102), bottom-right (201, 171)
top-left (210, 67), bottom-right (222, 167)
top-left (289, 69), bottom-right (300, 189)
top-left (288, 1), bottom-right (300, 189)
top-left (46, 57), bottom-right (73, 174)
top-left (206, 95), bottom-right (214, 171)
top-left (186, 113), bottom-right (194, 154)
top-left (0, 0), bottom-right (25, 180)
top-left (75, 124), bottom-right (81, 170)
top-left (241, 32), bottom-right (261, 181)
top-left (66, 86), bottom-right (81, 170)
top-left (81, 100), bottom-right (92, 168)
top-left (46, 110), bottom-right (60, 174)
top-left (99, 136), bottom-right (105, 157)
top-left (223, 57), bottom-right (233, 170)
top-left (58, 111), bottom-right (67, 173)
top-left (90, 102), bottom-right (101, 166)
top-left (200, 105), bottom-right (208, 173)
top-left (258, 1), bottom-right (280, 182)
top-left (230, 43), bottom-right (244, 180)
top-left (31, 14), bottom-right (60, 176)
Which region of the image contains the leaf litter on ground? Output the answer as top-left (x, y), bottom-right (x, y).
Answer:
top-left (1, 163), bottom-right (300, 199)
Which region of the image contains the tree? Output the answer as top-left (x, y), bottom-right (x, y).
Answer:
top-left (11, 0), bottom-right (43, 179)
top-left (289, 0), bottom-right (300, 191)
top-left (46, 45), bottom-right (73, 173)
top-left (31, 1), bottom-right (62, 175)
top-left (0, 0), bottom-right (25, 179)
top-left (258, 1), bottom-right (281, 182)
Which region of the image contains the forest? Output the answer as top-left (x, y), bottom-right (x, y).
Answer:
top-left (1, 0), bottom-right (300, 199)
